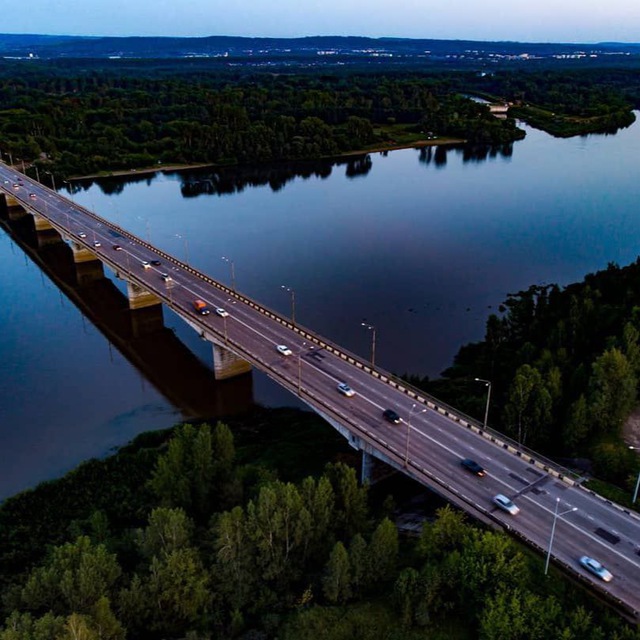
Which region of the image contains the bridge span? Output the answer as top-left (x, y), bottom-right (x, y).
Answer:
top-left (1, 163), bottom-right (639, 621)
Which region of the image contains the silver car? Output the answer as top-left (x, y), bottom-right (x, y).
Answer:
top-left (579, 556), bottom-right (613, 582)
top-left (492, 494), bottom-right (520, 515)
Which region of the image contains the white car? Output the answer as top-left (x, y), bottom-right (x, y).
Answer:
top-left (141, 261), bottom-right (150, 269)
top-left (78, 232), bottom-right (87, 239)
top-left (276, 345), bottom-right (292, 356)
top-left (337, 382), bottom-right (355, 397)
top-left (492, 494), bottom-right (520, 515)
top-left (215, 308), bottom-right (229, 318)
top-left (161, 273), bottom-right (172, 283)
top-left (579, 556), bottom-right (613, 582)
top-left (93, 240), bottom-right (101, 248)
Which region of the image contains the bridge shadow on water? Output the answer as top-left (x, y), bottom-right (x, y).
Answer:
top-left (0, 201), bottom-right (254, 421)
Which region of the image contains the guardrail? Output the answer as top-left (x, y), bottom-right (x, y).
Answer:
top-left (2, 173), bottom-right (585, 491)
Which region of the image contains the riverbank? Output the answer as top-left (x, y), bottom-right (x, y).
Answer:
top-left (69, 136), bottom-right (466, 182)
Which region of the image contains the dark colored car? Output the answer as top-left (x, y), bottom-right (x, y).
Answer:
top-left (150, 259), bottom-right (161, 266)
top-left (461, 458), bottom-right (485, 477)
top-left (383, 409), bottom-right (401, 424)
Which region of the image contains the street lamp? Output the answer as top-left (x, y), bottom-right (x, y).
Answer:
top-left (45, 171), bottom-right (56, 192)
top-left (544, 498), bottom-right (577, 575)
top-left (361, 322), bottom-right (376, 368)
top-left (281, 285), bottom-right (296, 324)
top-left (630, 448), bottom-right (640, 503)
top-left (297, 342), bottom-right (308, 395)
top-left (474, 377), bottom-right (492, 428)
top-left (404, 403), bottom-right (427, 467)
top-left (175, 233), bottom-right (190, 264)
top-left (221, 256), bottom-right (236, 291)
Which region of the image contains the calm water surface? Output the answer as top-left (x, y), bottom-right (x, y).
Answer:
top-left (1, 116), bottom-right (639, 499)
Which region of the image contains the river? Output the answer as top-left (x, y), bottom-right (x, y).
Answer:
top-left (1, 116), bottom-right (639, 499)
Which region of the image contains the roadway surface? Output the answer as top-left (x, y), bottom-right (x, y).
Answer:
top-left (2, 164), bottom-right (639, 620)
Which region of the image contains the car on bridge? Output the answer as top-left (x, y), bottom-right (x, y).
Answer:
top-left (383, 409), bottom-right (401, 424)
top-left (215, 308), bottom-right (229, 318)
top-left (141, 261), bottom-right (150, 268)
top-left (579, 556), bottom-right (613, 582)
top-left (151, 259), bottom-right (161, 266)
top-left (493, 494), bottom-right (520, 515)
top-left (29, 193), bottom-right (36, 200)
top-left (276, 345), bottom-right (292, 356)
top-left (112, 244), bottom-right (123, 251)
top-left (78, 232), bottom-right (87, 239)
top-left (93, 240), bottom-right (101, 248)
top-left (461, 458), bottom-right (486, 477)
top-left (337, 382), bottom-right (355, 397)
top-left (161, 273), bottom-right (172, 283)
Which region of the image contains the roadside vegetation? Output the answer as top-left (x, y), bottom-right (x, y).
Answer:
top-left (0, 418), bottom-right (637, 640)
top-left (407, 260), bottom-right (640, 502)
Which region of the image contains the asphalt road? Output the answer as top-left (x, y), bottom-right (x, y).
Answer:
top-left (2, 165), bottom-right (639, 619)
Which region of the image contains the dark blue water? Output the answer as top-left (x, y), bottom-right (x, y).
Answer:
top-left (2, 116), bottom-right (639, 499)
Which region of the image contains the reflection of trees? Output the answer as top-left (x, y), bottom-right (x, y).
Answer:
top-left (345, 155), bottom-right (372, 179)
top-left (177, 159), bottom-right (352, 198)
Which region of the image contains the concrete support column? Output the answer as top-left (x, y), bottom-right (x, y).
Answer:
top-left (361, 450), bottom-right (373, 485)
top-left (126, 281), bottom-right (162, 311)
top-left (212, 343), bottom-right (252, 380)
top-left (4, 194), bottom-right (22, 210)
top-left (33, 213), bottom-right (54, 232)
top-left (69, 240), bottom-right (98, 264)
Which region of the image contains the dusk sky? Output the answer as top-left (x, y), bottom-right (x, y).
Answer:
top-left (3, 0), bottom-right (640, 43)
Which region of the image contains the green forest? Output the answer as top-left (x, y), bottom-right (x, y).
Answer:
top-left (0, 417), bottom-right (638, 640)
top-left (0, 61), bottom-right (636, 180)
top-left (408, 260), bottom-right (640, 500)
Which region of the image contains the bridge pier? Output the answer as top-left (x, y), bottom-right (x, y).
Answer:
top-left (33, 213), bottom-right (54, 232)
top-left (361, 450), bottom-right (373, 485)
top-left (212, 343), bottom-right (252, 380)
top-left (69, 240), bottom-right (99, 264)
top-left (126, 281), bottom-right (162, 311)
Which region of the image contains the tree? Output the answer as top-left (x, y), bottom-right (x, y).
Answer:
top-left (325, 463), bottom-right (369, 538)
top-left (322, 542), bottom-right (352, 604)
top-left (503, 364), bottom-right (552, 446)
top-left (562, 395), bottom-right (590, 454)
top-left (146, 548), bottom-right (210, 634)
top-left (589, 348), bottom-right (637, 435)
top-left (348, 534), bottom-right (368, 595)
top-left (138, 507), bottom-right (194, 559)
top-left (21, 536), bottom-right (121, 615)
top-left (367, 518), bottom-right (398, 585)
top-left (212, 506), bottom-right (256, 612)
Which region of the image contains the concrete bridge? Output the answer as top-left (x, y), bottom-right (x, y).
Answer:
top-left (1, 164), bottom-right (639, 621)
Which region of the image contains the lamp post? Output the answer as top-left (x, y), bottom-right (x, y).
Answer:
top-left (175, 233), bottom-right (190, 264)
top-left (45, 171), bottom-right (56, 191)
top-left (474, 377), bottom-right (492, 428)
top-left (544, 498), bottom-right (577, 575)
top-left (404, 403), bottom-right (427, 467)
top-left (221, 256), bottom-right (236, 291)
top-left (630, 447), bottom-right (640, 503)
top-left (34, 165), bottom-right (40, 183)
top-left (281, 285), bottom-right (296, 324)
top-left (361, 322), bottom-right (376, 368)
top-left (297, 342), bottom-right (308, 395)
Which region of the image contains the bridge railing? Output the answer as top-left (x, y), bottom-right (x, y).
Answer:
top-left (13, 170), bottom-right (581, 485)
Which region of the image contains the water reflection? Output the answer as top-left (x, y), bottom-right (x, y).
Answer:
top-left (0, 205), bottom-right (254, 421)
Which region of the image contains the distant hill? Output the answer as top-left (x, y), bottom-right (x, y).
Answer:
top-left (1, 33), bottom-right (639, 63)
